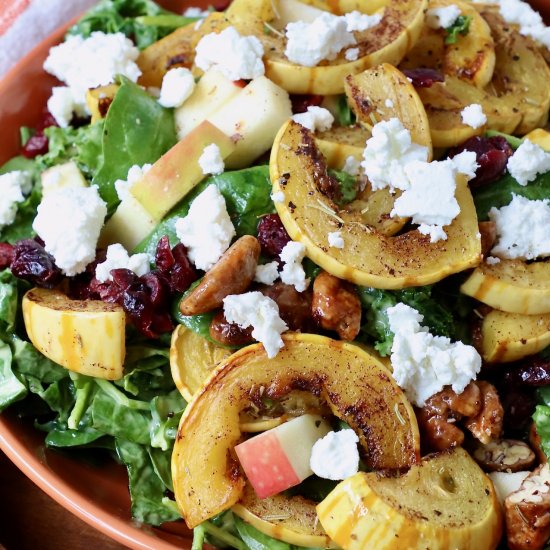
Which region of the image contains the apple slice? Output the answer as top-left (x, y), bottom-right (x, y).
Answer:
top-left (22, 288), bottom-right (126, 380)
top-left (480, 309), bottom-right (550, 363)
top-left (41, 161), bottom-right (88, 196)
top-left (130, 120), bottom-right (236, 221)
top-left (460, 259), bottom-right (550, 315)
top-left (235, 414), bottom-right (331, 499)
top-left (175, 69), bottom-right (245, 140)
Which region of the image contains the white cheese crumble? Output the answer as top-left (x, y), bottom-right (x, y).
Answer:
top-left (271, 191), bottom-right (286, 203)
top-left (47, 86), bottom-right (88, 128)
top-left (507, 139), bottom-right (550, 186)
top-left (0, 171), bottom-right (32, 229)
top-left (158, 67), bottom-right (195, 109)
top-left (344, 47), bottom-right (360, 61)
top-left (310, 430), bottom-right (359, 480)
top-left (285, 12), bottom-right (356, 67)
top-left (486, 256), bottom-right (501, 265)
top-left (95, 244), bottom-right (150, 283)
top-left (344, 11), bottom-right (382, 32)
top-left (291, 106), bottom-right (334, 133)
top-left (114, 163), bottom-right (152, 201)
top-left (385, 98), bottom-right (394, 109)
top-left (489, 194), bottom-right (550, 260)
top-left (426, 4), bottom-right (462, 29)
top-left (496, 0), bottom-right (550, 50)
top-left (175, 185), bottom-right (235, 271)
top-left (198, 143), bottom-right (225, 176)
top-left (461, 103), bottom-right (487, 129)
top-left (279, 241), bottom-right (309, 292)
top-left (43, 32), bottom-right (141, 121)
top-left (387, 303), bottom-right (481, 407)
top-left (183, 6), bottom-right (210, 18)
top-left (328, 231), bottom-right (344, 249)
top-left (195, 26), bottom-right (265, 81)
top-left (32, 186), bottom-right (107, 276)
top-left (390, 152), bottom-right (478, 243)
top-left (361, 118), bottom-right (430, 193)
top-left (254, 261), bottom-right (280, 285)
top-left (342, 155), bottom-right (361, 176)
top-left (223, 292), bottom-right (288, 358)
top-left (508, 464), bottom-right (550, 504)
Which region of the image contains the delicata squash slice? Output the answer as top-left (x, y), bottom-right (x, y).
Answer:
top-left (227, 0), bottom-right (429, 95)
top-left (270, 120), bottom-right (481, 289)
top-left (400, 0), bottom-right (496, 89)
top-left (172, 333), bottom-right (420, 528)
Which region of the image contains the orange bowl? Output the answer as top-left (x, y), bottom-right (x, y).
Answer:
top-left (1, 1), bottom-right (550, 549)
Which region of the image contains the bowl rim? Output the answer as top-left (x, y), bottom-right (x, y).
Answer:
top-left (0, 16), bottom-right (184, 550)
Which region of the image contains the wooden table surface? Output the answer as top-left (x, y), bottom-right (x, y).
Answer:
top-left (0, 451), bottom-right (126, 550)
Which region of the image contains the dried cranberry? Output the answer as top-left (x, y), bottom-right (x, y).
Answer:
top-left (290, 94), bottom-right (324, 114)
top-left (155, 236), bottom-right (175, 271)
top-left (402, 68), bottom-right (445, 88)
top-left (168, 244), bottom-right (197, 292)
top-left (10, 239), bottom-right (63, 288)
top-left (142, 272), bottom-right (170, 308)
top-left (22, 109), bottom-right (59, 159)
top-left (504, 356), bottom-right (550, 387)
top-left (36, 111), bottom-right (58, 132)
top-left (0, 243), bottom-right (14, 270)
top-left (448, 136), bottom-right (513, 188)
top-left (257, 214), bottom-right (291, 258)
top-left (500, 387), bottom-right (537, 435)
top-left (212, 0), bottom-right (232, 10)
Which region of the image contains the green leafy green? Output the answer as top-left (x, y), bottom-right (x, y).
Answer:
top-left (335, 95), bottom-right (355, 126)
top-left (149, 389), bottom-right (185, 451)
top-left (116, 439), bottom-right (181, 524)
top-left (0, 271), bottom-right (19, 334)
top-left (172, 282), bottom-right (217, 343)
top-left (484, 130), bottom-right (523, 150)
top-left (357, 286), bottom-right (455, 355)
top-left (0, 156), bottom-right (38, 176)
top-left (68, 0), bottom-right (182, 49)
top-left (445, 15), bottom-right (472, 45)
top-left (474, 170), bottom-right (550, 221)
top-left (0, 341), bottom-right (27, 411)
top-left (533, 404), bottom-right (550, 460)
top-left (329, 169), bottom-right (358, 206)
top-left (93, 77), bottom-right (177, 209)
top-left (136, 166), bottom-right (274, 256)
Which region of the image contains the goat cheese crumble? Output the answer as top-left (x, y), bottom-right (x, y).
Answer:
top-left (0, 171), bottom-right (32, 230)
top-left (310, 430), bottom-right (360, 480)
top-left (461, 103), bottom-right (487, 129)
top-left (507, 139), bottom-right (550, 186)
top-left (95, 244), bottom-right (150, 283)
top-left (183, 6), bottom-right (210, 18)
top-left (114, 163), bottom-right (152, 201)
top-left (426, 4), bottom-right (462, 29)
top-left (195, 26), bottom-right (264, 81)
top-left (254, 261), bottom-right (280, 285)
top-left (344, 11), bottom-right (383, 32)
top-left (175, 185), bottom-right (236, 271)
top-left (32, 185), bottom-right (107, 276)
top-left (489, 194), bottom-right (550, 260)
top-left (342, 155), bottom-right (361, 176)
top-left (291, 106), bottom-right (334, 132)
top-left (223, 292), bottom-right (288, 358)
top-left (279, 241), bottom-right (309, 292)
top-left (387, 303), bottom-right (481, 407)
top-left (43, 32), bottom-right (141, 126)
top-left (271, 191), bottom-right (286, 203)
top-left (158, 67), bottom-right (195, 109)
top-left (345, 47), bottom-right (360, 61)
top-left (495, 0), bottom-right (550, 50)
top-left (361, 118), bottom-right (430, 192)
top-left (328, 231), bottom-right (345, 249)
top-left (198, 143), bottom-right (225, 176)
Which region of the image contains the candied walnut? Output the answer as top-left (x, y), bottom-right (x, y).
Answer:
top-left (473, 439), bottom-right (536, 472)
top-left (259, 282), bottom-right (313, 332)
top-left (209, 310), bottom-right (254, 347)
top-left (180, 235), bottom-right (260, 316)
top-left (505, 464), bottom-right (550, 550)
top-left (464, 381), bottom-right (504, 444)
top-left (311, 271), bottom-right (361, 340)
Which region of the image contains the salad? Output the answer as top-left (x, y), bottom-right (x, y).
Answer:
top-left (1, 0), bottom-right (550, 548)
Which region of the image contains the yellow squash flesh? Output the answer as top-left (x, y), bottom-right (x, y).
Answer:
top-left (400, 0), bottom-right (495, 88)
top-left (172, 333), bottom-right (420, 528)
top-left (22, 288), bottom-right (126, 380)
top-left (480, 309), bottom-right (550, 363)
top-left (270, 120), bottom-right (481, 288)
top-left (317, 448), bottom-right (502, 550)
top-left (461, 259), bottom-right (550, 315)
top-left (258, 0), bottom-right (429, 95)
top-left (315, 125), bottom-right (368, 170)
top-left (233, 484), bottom-right (336, 548)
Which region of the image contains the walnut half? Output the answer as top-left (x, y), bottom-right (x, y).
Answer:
top-left (473, 439), bottom-right (536, 473)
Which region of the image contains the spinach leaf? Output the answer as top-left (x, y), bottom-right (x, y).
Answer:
top-left (12, 337), bottom-right (68, 384)
top-left (116, 439), bottom-right (181, 524)
top-left (329, 169), bottom-right (358, 206)
top-left (0, 340), bottom-right (27, 411)
top-left (93, 77), bottom-right (177, 210)
top-left (484, 130), bottom-right (523, 149)
top-left (357, 286), bottom-right (455, 356)
top-left (136, 166), bottom-right (273, 256)
top-left (0, 271), bottom-right (18, 334)
top-left (68, 0), bottom-right (178, 49)
top-left (148, 446), bottom-right (174, 492)
top-left (149, 389), bottom-right (185, 451)
top-left (445, 15), bottom-right (472, 45)
top-left (0, 156), bottom-right (38, 176)
top-left (533, 404), bottom-right (550, 460)
top-left (474, 171), bottom-right (550, 221)
top-left (335, 95), bottom-right (355, 126)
